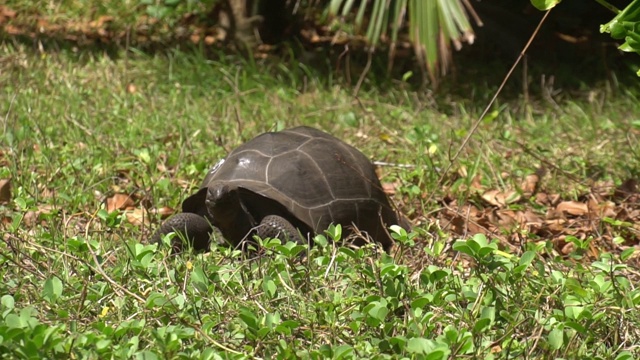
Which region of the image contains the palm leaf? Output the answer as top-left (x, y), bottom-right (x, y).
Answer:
top-left (327, 0), bottom-right (477, 83)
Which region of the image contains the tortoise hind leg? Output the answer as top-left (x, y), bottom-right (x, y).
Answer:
top-left (257, 215), bottom-right (306, 245)
top-left (151, 213), bottom-right (212, 253)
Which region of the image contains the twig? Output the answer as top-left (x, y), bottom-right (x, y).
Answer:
top-left (462, 0), bottom-right (483, 27)
top-left (372, 161), bottom-right (416, 168)
top-left (353, 47), bottom-right (373, 98)
top-left (65, 115), bottom-right (94, 137)
top-left (2, 93), bottom-right (17, 138)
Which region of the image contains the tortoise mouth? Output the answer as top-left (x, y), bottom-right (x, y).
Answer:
top-left (206, 184), bottom-right (243, 221)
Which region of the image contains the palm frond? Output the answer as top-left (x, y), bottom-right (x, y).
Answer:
top-left (327, 0), bottom-right (478, 83)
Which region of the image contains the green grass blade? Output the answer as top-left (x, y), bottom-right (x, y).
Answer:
top-left (355, 0), bottom-right (370, 31)
top-left (390, 0), bottom-right (408, 44)
top-left (341, 0), bottom-right (358, 17)
top-left (329, 0), bottom-right (345, 16)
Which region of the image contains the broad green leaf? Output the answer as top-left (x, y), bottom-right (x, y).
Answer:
top-left (5, 314), bottom-right (26, 329)
top-left (519, 250), bottom-right (536, 267)
top-left (367, 302), bottom-right (389, 322)
top-left (263, 278), bottom-right (277, 298)
top-left (530, 0), bottom-right (562, 11)
top-left (1, 295), bottom-right (14, 309)
top-left (615, 351), bottom-right (635, 360)
top-left (43, 277), bottom-right (63, 303)
top-left (406, 337), bottom-right (431, 354)
top-left (96, 339), bottom-right (112, 351)
top-left (547, 327), bottom-right (563, 350)
top-left (473, 317), bottom-right (491, 333)
top-left (425, 350), bottom-right (448, 360)
top-left (135, 351), bottom-right (159, 360)
top-left (239, 308), bottom-right (259, 331)
top-left (334, 345), bottom-right (354, 359)
top-left (452, 241), bottom-right (472, 256)
top-left (145, 293), bottom-right (169, 308)
top-left (565, 321), bottom-right (587, 334)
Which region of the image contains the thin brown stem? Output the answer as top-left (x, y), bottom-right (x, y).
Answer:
top-left (426, 10), bottom-right (553, 205)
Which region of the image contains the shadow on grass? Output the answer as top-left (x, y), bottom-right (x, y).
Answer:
top-left (2, 0), bottom-right (638, 107)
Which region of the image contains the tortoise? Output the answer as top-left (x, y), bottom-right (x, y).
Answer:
top-left (150, 126), bottom-right (409, 253)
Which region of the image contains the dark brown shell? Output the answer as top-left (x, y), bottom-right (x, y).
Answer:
top-left (183, 126), bottom-right (407, 248)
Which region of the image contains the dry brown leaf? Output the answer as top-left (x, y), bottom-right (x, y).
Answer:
top-left (615, 179), bottom-right (638, 200)
top-left (535, 192), bottom-right (549, 206)
top-left (0, 6), bottom-right (17, 23)
top-left (257, 44), bottom-right (274, 52)
top-left (204, 35), bottom-right (216, 45)
top-left (38, 204), bottom-right (58, 214)
top-left (482, 189), bottom-right (521, 207)
top-left (626, 208), bottom-right (640, 220)
top-left (0, 149), bottom-right (7, 167)
top-left (0, 6), bottom-right (17, 18)
top-left (592, 180), bottom-right (615, 198)
top-left (521, 211), bottom-right (544, 233)
top-left (470, 174), bottom-right (483, 191)
top-left (106, 193), bottom-right (135, 212)
top-left (3, 25), bottom-right (21, 35)
top-left (125, 208), bottom-right (150, 226)
top-left (495, 209), bottom-right (517, 227)
top-left (549, 194), bottom-right (561, 206)
top-left (153, 206), bottom-right (175, 219)
top-left (215, 28), bottom-right (227, 41)
top-left (482, 190), bottom-right (500, 206)
top-left (588, 199), bottom-right (616, 219)
top-left (439, 205), bottom-right (469, 236)
top-left (156, 163), bottom-right (168, 173)
top-left (545, 218), bottom-right (567, 233)
top-left (176, 179), bottom-right (193, 190)
top-left (561, 241), bottom-right (575, 255)
top-left (520, 174), bottom-right (539, 197)
top-left (522, 209), bottom-right (541, 224)
top-left (89, 15), bottom-right (113, 29)
top-left (0, 179), bottom-right (11, 203)
top-left (23, 211), bottom-right (39, 227)
top-left (556, 201), bottom-right (589, 216)
top-left (22, 205), bottom-right (57, 227)
top-left (615, 207), bottom-right (632, 222)
top-left (382, 182), bottom-right (399, 195)
top-left (545, 207), bottom-right (564, 220)
top-left (126, 83), bottom-right (137, 94)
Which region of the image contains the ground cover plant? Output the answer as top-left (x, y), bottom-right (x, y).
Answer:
top-left (2, 2), bottom-right (640, 359)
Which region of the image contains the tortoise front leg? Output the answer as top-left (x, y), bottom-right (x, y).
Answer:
top-left (257, 215), bottom-right (306, 245)
top-left (151, 213), bottom-right (212, 253)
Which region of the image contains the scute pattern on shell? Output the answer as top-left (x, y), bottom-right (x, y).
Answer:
top-left (184, 126), bottom-right (406, 249)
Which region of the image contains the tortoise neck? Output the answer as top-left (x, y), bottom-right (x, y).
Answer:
top-left (213, 198), bottom-right (256, 248)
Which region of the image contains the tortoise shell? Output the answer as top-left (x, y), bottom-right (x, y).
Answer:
top-left (181, 126), bottom-right (407, 251)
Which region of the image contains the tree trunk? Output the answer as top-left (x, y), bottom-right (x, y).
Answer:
top-left (222, 0), bottom-right (262, 48)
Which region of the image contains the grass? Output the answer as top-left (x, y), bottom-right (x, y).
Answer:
top-left (2, 6), bottom-right (640, 358)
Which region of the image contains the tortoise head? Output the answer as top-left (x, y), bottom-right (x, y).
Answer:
top-left (204, 184), bottom-right (240, 221)
top-left (204, 183), bottom-right (256, 246)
